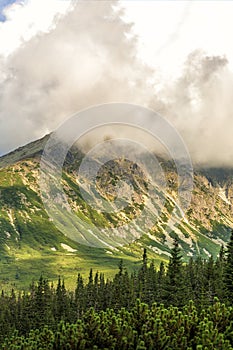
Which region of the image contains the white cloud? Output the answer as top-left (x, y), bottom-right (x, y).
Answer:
top-left (122, 1), bottom-right (233, 79)
top-left (0, 0), bottom-right (72, 56)
top-left (1, 0), bottom-right (233, 167)
top-left (0, 1), bottom-right (152, 155)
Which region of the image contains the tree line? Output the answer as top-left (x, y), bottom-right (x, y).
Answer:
top-left (0, 231), bottom-right (233, 347)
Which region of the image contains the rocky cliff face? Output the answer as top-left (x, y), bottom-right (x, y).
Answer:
top-left (0, 135), bottom-right (233, 288)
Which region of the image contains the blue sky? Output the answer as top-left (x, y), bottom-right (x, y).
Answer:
top-left (0, 0), bottom-right (17, 21)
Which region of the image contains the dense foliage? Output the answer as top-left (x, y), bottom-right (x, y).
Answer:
top-left (2, 300), bottom-right (233, 349)
top-left (0, 232), bottom-right (233, 349)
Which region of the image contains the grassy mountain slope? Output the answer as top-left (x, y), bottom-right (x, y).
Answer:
top-left (0, 135), bottom-right (233, 290)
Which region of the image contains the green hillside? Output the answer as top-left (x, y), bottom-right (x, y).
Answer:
top-left (0, 135), bottom-right (233, 290)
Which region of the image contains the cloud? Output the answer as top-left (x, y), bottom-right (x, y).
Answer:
top-left (0, 0), bottom-right (233, 167)
top-left (0, 0), bottom-right (153, 155)
top-left (0, 0), bottom-right (72, 56)
top-left (155, 50), bottom-right (233, 166)
top-left (0, 0), bottom-right (17, 22)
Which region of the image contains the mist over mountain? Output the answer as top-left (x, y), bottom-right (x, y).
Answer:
top-left (0, 1), bottom-right (233, 167)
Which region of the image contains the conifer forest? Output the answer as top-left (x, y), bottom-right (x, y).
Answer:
top-left (0, 233), bottom-right (232, 349)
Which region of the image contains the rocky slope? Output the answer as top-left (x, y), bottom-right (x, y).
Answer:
top-left (0, 135), bottom-right (233, 289)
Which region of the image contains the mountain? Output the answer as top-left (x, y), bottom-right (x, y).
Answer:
top-left (0, 135), bottom-right (233, 290)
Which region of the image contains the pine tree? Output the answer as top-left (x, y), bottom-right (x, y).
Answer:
top-left (98, 273), bottom-right (106, 310)
top-left (138, 248), bottom-right (148, 303)
top-left (164, 238), bottom-right (185, 307)
top-left (75, 273), bottom-right (85, 317)
top-left (55, 277), bottom-right (68, 321)
top-left (156, 261), bottom-right (166, 304)
top-left (184, 257), bottom-right (196, 302)
top-left (223, 230), bottom-right (233, 303)
top-left (146, 261), bottom-right (157, 305)
top-left (111, 259), bottom-right (125, 309)
top-left (142, 248), bottom-right (147, 273)
top-left (86, 268), bottom-right (95, 308)
top-left (214, 245), bottom-right (225, 301)
top-left (204, 255), bottom-right (216, 304)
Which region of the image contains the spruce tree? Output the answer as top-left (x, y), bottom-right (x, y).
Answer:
top-left (164, 238), bottom-right (184, 307)
top-left (55, 277), bottom-right (68, 321)
top-left (138, 248), bottom-right (148, 303)
top-left (157, 261), bottom-right (165, 303)
top-left (86, 268), bottom-right (95, 308)
top-left (75, 273), bottom-right (85, 317)
top-left (111, 259), bottom-right (125, 309)
top-left (214, 245), bottom-right (225, 301)
top-left (223, 230), bottom-right (233, 303)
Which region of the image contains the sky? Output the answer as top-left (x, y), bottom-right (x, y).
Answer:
top-left (0, 0), bottom-right (16, 22)
top-left (1, 0), bottom-right (233, 166)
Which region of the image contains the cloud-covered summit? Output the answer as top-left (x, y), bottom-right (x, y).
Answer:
top-left (0, 0), bottom-right (151, 154)
top-left (0, 0), bottom-right (233, 167)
